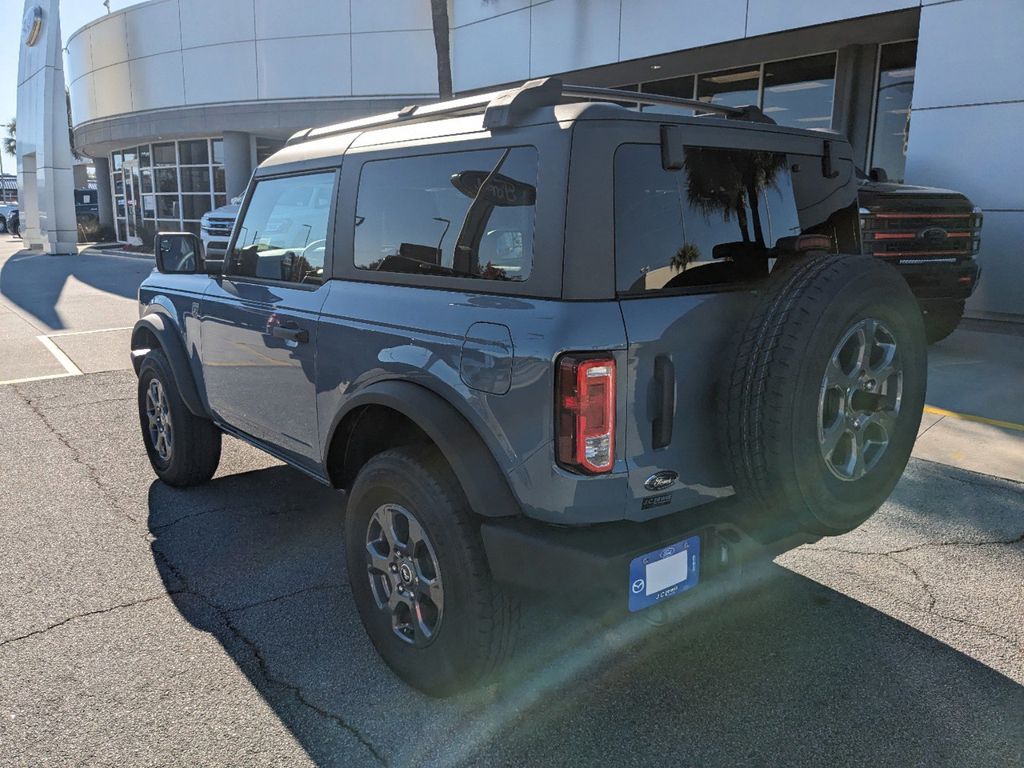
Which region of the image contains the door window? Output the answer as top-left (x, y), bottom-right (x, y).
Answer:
top-left (354, 147), bottom-right (538, 282)
top-left (228, 172), bottom-right (336, 285)
top-left (614, 144), bottom-right (801, 294)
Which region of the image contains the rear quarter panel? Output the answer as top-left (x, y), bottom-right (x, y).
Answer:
top-left (314, 283), bottom-right (632, 523)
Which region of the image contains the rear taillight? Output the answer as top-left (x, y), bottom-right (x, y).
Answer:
top-left (556, 354), bottom-right (616, 474)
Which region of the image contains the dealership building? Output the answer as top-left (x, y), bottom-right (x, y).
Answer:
top-left (65, 0), bottom-right (1021, 319)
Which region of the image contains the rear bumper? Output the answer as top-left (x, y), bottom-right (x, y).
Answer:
top-left (895, 259), bottom-right (981, 301)
top-left (481, 497), bottom-right (814, 611)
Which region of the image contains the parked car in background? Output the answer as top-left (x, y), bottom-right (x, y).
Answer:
top-left (858, 169), bottom-right (982, 343)
top-left (200, 197), bottom-right (242, 258)
top-left (0, 202), bottom-right (16, 234)
top-left (1, 190), bottom-right (104, 241)
top-left (134, 79), bottom-right (927, 696)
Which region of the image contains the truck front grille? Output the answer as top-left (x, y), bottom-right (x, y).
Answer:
top-left (861, 210), bottom-right (982, 261)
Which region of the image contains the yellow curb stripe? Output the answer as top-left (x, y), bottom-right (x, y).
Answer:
top-left (924, 405), bottom-right (1024, 434)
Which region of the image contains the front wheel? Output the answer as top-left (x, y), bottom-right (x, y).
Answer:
top-left (345, 446), bottom-right (518, 696)
top-left (138, 349), bottom-right (222, 487)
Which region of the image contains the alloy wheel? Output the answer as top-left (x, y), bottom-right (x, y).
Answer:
top-left (145, 378), bottom-right (174, 463)
top-left (365, 503), bottom-right (445, 646)
top-left (818, 317), bottom-right (903, 481)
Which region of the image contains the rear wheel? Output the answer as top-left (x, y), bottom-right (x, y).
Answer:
top-left (0, 216), bottom-right (7, 234)
top-left (346, 446), bottom-right (518, 696)
top-left (921, 299), bottom-right (965, 344)
top-left (721, 253), bottom-right (927, 536)
top-left (138, 349), bottom-right (221, 487)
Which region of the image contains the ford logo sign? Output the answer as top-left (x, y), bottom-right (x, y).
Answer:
top-left (918, 226), bottom-right (948, 244)
top-left (644, 470), bottom-right (678, 491)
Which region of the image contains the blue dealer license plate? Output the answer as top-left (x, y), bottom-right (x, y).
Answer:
top-left (628, 535), bottom-right (701, 612)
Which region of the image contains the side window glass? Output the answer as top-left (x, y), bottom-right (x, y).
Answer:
top-left (354, 147), bottom-right (538, 282)
top-left (614, 144), bottom-right (800, 293)
top-left (228, 172), bottom-right (336, 285)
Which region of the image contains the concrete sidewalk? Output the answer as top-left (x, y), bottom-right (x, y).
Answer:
top-left (0, 236), bottom-right (149, 384)
top-left (914, 324), bottom-right (1024, 483)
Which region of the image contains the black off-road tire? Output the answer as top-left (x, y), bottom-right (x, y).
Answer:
top-left (922, 299), bottom-right (965, 344)
top-left (346, 446), bottom-right (519, 697)
top-left (0, 216), bottom-right (7, 234)
top-left (721, 253), bottom-right (927, 537)
top-left (138, 349), bottom-right (221, 487)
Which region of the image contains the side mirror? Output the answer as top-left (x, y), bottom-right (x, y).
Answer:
top-left (155, 232), bottom-right (201, 274)
top-left (868, 167), bottom-right (889, 183)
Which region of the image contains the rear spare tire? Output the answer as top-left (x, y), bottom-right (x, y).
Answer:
top-left (721, 253), bottom-right (926, 536)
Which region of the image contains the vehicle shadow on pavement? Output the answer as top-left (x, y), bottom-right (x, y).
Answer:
top-left (0, 248), bottom-right (149, 330)
top-left (147, 467), bottom-right (1024, 768)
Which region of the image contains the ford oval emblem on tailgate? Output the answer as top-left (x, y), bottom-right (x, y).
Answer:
top-left (644, 470), bottom-right (678, 491)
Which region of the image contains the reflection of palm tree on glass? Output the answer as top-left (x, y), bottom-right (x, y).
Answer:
top-left (671, 242), bottom-right (700, 272)
top-left (683, 148), bottom-right (787, 248)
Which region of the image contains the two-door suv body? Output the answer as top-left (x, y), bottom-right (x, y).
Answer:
top-left (134, 79), bottom-right (926, 695)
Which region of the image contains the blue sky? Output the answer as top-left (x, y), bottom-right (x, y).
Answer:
top-left (1, 1), bottom-right (138, 144)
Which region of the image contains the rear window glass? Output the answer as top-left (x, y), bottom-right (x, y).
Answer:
top-left (614, 144), bottom-right (801, 293)
top-left (354, 147), bottom-right (538, 282)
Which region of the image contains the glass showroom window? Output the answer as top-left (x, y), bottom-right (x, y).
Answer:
top-left (762, 53), bottom-right (836, 128)
top-left (110, 138), bottom-right (225, 243)
top-left (641, 75), bottom-right (696, 115)
top-left (697, 66), bottom-right (760, 109)
top-left (632, 53), bottom-right (836, 126)
top-left (870, 41), bottom-right (917, 183)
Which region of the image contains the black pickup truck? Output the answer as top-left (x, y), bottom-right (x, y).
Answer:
top-left (858, 173), bottom-right (982, 343)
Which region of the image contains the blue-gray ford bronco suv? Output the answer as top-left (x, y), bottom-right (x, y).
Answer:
top-left (133, 79), bottom-right (926, 696)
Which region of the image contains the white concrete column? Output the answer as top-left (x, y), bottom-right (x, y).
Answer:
top-left (93, 156), bottom-right (114, 234)
top-left (222, 131), bottom-right (253, 201)
top-left (16, 0), bottom-right (78, 254)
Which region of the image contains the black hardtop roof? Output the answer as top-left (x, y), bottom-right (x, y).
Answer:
top-left (261, 78), bottom-right (845, 172)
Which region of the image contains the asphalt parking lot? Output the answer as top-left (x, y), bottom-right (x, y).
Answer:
top-left (1, 237), bottom-right (1022, 766)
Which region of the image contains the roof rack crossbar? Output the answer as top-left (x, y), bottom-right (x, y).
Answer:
top-left (288, 77), bottom-right (774, 145)
top-left (560, 84), bottom-right (744, 117)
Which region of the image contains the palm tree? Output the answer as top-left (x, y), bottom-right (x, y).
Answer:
top-left (429, 0), bottom-right (453, 99)
top-left (2, 118), bottom-right (14, 158)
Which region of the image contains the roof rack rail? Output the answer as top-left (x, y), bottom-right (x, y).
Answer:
top-left (288, 77), bottom-right (774, 145)
top-left (560, 84), bottom-right (775, 125)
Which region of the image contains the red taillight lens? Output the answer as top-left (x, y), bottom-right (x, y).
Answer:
top-left (556, 354), bottom-right (616, 474)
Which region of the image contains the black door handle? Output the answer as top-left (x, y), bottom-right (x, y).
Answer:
top-left (271, 324), bottom-right (309, 343)
top-left (652, 355), bottom-right (675, 449)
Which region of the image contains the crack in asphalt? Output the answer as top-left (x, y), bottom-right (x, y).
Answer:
top-left (225, 583), bottom-right (349, 615)
top-left (0, 594), bottom-right (172, 648)
top-left (147, 506), bottom-right (230, 534)
top-left (151, 549), bottom-right (388, 767)
top-left (13, 385), bottom-right (140, 525)
top-left (41, 396), bottom-right (135, 411)
top-left (807, 531), bottom-right (1024, 558)
top-left (795, 535), bottom-right (1024, 652)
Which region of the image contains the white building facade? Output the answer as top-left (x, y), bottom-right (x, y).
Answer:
top-left (66, 0), bottom-right (1023, 319)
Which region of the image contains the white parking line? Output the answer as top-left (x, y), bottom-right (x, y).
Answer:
top-left (44, 326), bottom-right (133, 338)
top-left (36, 335), bottom-right (84, 376)
top-left (0, 372), bottom-right (75, 386)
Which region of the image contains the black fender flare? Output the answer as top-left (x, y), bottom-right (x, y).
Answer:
top-left (330, 380), bottom-right (521, 518)
top-left (131, 314), bottom-right (207, 418)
